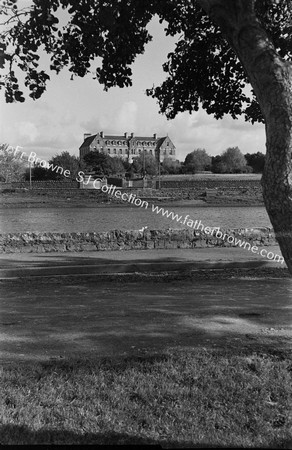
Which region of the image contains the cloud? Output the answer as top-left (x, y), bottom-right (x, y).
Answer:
top-left (115, 101), bottom-right (137, 131)
top-left (18, 122), bottom-right (39, 143)
top-left (163, 110), bottom-right (266, 160)
top-left (80, 101), bottom-right (138, 137)
top-left (80, 117), bottom-right (104, 134)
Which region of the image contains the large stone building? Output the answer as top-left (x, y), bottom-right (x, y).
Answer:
top-left (79, 131), bottom-right (176, 163)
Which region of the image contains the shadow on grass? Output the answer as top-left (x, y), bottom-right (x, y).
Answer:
top-left (0, 251), bottom-right (279, 271)
top-left (0, 271), bottom-right (292, 361)
top-left (0, 424), bottom-right (157, 446)
top-left (1, 424), bottom-right (291, 447)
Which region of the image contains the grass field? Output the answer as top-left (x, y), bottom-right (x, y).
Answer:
top-left (1, 348), bottom-right (291, 447)
top-left (153, 173), bottom-right (262, 181)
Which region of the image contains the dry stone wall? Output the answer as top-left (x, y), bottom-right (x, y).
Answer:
top-left (0, 228), bottom-right (276, 253)
top-left (0, 179), bottom-right (263, 202)
top-left (0, 180), bottom-right (79, 190)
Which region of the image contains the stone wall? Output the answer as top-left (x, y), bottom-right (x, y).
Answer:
top-left (0, 178), bottom-right (261, 191)
top-left (0, 180), bottom-right (79, 190)
top-left (0, 179), bottom-right (263, 203)
top-left (23, 186), bottom-right (260, 203)
top-left (0, 227), bottom-right (276, 253)
top-left (157, 179), bottom-right (261, 189)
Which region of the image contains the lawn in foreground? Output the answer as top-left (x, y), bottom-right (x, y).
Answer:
top-left (0, 348), bottom-right (291, 447)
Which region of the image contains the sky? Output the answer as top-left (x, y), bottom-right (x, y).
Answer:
top-left (0, 8), bottom-right (266, 162)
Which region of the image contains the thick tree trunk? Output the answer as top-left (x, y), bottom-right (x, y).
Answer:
top-left (198, 0), bottom-right (292, 273)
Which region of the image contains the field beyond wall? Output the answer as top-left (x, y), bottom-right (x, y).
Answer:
top-left (0, 174), bottom-right (264, 207)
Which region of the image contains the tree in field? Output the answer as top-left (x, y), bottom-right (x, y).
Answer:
top-left (183, 149), bottom-right (211, 173)
top-left (0, 143), bottom-right (27, 182)
top-left (220, 147), bottom-right (247, 173)
top-left (83, 151), bottom-right (125, 175)
top-left (161, 157), bottom-right (181, 175)
top-left (26, 163), bottom-right (51, 181)
top-left (48, 151), bottom-right (82, 180)
top-left (83, 152), bottom-right (113, 176)
top-left (211, 155), bottom-right (227, 174)
top-left (109, 156), bottom-right (126, 175)
top-left (245, 152), bottom-right (266, 173)
top-left (131, 152), bottom-right (158, 176)
top-left (25, 151), bottom-right (83, 180)
top-left (1, 0), bottom-right (292, 272)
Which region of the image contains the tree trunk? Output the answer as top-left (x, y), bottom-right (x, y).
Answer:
top-left (198, 0), bottom-right (292, 273)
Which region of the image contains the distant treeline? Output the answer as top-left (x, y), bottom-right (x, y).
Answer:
top-left (180, 147), bottom-right (265, 175)
top-left (0, 143), bottom-right (265, 183)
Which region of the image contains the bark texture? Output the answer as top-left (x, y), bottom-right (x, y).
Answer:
top-left (199, 0), bottom-right (292, 273)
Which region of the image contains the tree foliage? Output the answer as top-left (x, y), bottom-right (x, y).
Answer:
top-left (220, 147), bottom-right (247, 174)
top-left (48, 151), bottom-right (81, 180)
top-left (131, 152), bottom-right (158, 176)
top-left (0, 143), bottom-right (27, 182)
top-left (26, 163), bottom-right (51, 181)
top-left (161, 157), bottom-right (181, 174)
top-left (109, 156), bottom-right (126, 175)
top-left (211, 155), bottom-right (225, 174)
top-left (245, 152), bottom-right (266, 173)
top-left (1, 0), bottom-right (292, 124)
top-left (26, 151), bottom-right (82, 180)
top-left (83, 151), bottom-right (125, 175)
top-left (183, 148), bottom-right (211, 173)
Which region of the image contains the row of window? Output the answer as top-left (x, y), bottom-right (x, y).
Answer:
top-left (106, 148), bottom-right (155, 155)
top-left (106, 148), bottom-right (173, 155)
top-left (131, 149), bottom-right (153, 155)
top-left (108, 148), bottom-right (124, 155)
top-left (135, 141), bottom-right (156, 146)
top-left (104, 140), bottom-right (156, 146)
top-left (105, 140), bottom-right (127, 145)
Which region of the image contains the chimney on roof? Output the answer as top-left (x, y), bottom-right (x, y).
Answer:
top-left (100, 131), bottom-right (104, 138)
top-left (131, 132), bottom-right (134, 138)
top-left (84, 133), bottom-right (91, 141)
top-left (124, 132), bottom-right (128, 138)
top-left (153, 133), bottom-right (157, 139)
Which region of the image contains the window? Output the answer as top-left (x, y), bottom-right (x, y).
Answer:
top-left (119, 149), bottom-right (123, 154)
top-left (149, 149), bottom-right (153, 154)
top-left (113, 148), bottom-right (117, 154)
top-left (108, 149), bottom-right (111, 154)
top-left (167, 142), bottom-right (169, 146)
top-left (169, 149), bottom-right (173, 155)
top-left (123, 141), bottom-right (126, 145)
top-left (138, 149), bottom-right (142, 154)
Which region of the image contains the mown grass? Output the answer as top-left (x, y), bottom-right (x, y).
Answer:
top-left (1, 348), bottom-right (291, 447)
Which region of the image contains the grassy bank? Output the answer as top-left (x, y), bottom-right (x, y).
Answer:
top-left (1, 348), bottom-right (291, 447)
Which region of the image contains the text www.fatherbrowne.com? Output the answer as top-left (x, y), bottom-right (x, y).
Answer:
top-left (150, 204), bottom-right (284, 264)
